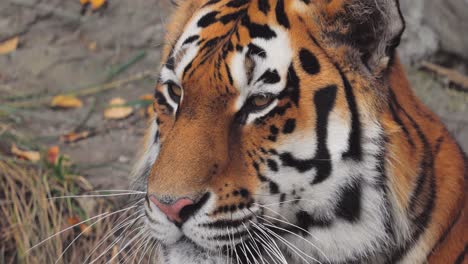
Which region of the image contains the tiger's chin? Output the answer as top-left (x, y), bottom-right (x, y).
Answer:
top-left (159, 239), bottom-right (229, 264)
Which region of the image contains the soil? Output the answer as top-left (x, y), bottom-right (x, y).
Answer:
top-left (1, 0), bottom-right (467, 190)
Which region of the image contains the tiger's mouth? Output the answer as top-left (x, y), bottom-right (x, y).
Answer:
top-left (143, 194), bottom-right (266, 262)
top-left (155, 231), bottom-right (270, 264)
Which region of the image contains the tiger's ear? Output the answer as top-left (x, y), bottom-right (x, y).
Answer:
top-left (321, 0), bottom-right (405, 75)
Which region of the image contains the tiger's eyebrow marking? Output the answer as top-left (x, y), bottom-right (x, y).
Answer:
top-left (182, 35), bottom-right (200, 45)
top-left (255, 69), bottom-right (280, 84)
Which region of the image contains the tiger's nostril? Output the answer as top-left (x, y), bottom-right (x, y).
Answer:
top-left (149, 193), bottom-right (210, 224)
top-left (149, 196), bottom-right (193, 223)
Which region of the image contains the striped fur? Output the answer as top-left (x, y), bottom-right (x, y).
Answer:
top-left (132, 0), bottom-right (467, 263)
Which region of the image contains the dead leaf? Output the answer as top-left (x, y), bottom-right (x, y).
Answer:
top-left (47, 146), bottom-right (60, 164)
top-left (109, 97), bottom-right (125, 105)
top-left (88, 41), bottom-right (97, 51)
top-left (139, 94), bottom-right (153, 101)
top-left (11, 144), bottom-right (40, 162)
top-left (90, 0), bottom-right (107, 10)
top-left (79, 223), bottom-right (92, 236)
top-left (147, 104), bottom-right (154, 116)
top-left (0, 37), bottom-right (19, 55)
top-left (60, 131), bottom-right (91, 143)
top-left (104, 97), bottom-right (133, 120)
top-left (50, 95), bottom-right (83, 109)
top-left (104, 107), bottom-right (133, 120)
top-left (67, 216), bottom-right (80, 226)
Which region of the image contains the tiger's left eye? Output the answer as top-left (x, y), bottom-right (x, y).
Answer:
top-left (249, 94), bottom-right (275, 110)
top-left (167, 83), bottom-right (182, 103)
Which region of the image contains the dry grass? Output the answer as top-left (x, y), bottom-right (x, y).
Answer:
top-left (0, 158), bottom-right (152, 264)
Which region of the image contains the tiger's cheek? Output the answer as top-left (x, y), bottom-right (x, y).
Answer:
top-left (207, 162), bottom-right (261, 217)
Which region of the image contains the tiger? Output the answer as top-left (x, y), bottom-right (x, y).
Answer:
top-left (131, 0), bottom-right (467, 263)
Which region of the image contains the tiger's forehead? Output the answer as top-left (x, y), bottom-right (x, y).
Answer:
top-left (160, 0), bottom-right (305, 100)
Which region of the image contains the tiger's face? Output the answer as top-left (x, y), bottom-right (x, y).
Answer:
top-left (134, 0), bottom-right (406, 263)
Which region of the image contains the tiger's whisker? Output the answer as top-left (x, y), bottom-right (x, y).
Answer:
top-left (88, 216), bottom-right (145, 264)
top-left (249, 222), bottom-right (281, 264)
top-left (122, 232), bottom-right (150, 263)
top-left (83, 201), bottom-right (144, 258)
top-left (104, 227), bottom-right (146, 264)
top-left (47, 192), bottom-right (144, 200)
top-left (260, 222), bottom-right (320, 264)
top-left (137, 237), bottom-right (154, 264)
top-left (27, 204), bottom-right (138, 253)
top-left (242, 221), bottom-right (266, 264)
top-left (55, 206), bottom-right (132, 264)
top-left (88, 190), bottom-right (146, 193)
top-left (250, 221), bottom-right (287, 264)
top-left (146, 240), bottom-right (159, 264)
top-left (83, 211), bottom-right (144, 263)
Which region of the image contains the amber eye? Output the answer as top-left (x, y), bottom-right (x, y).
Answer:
top-left (249, 94), bottom-right (275, 110)
top-left (167, 83), bottom-right (182, 103)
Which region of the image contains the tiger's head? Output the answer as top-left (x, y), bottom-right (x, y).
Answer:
top-left (133, 0), bottom-right (406, 263)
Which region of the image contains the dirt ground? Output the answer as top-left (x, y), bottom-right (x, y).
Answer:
top-left (1, 0), bottom-right (467, 190)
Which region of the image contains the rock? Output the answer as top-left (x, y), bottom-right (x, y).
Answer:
top-left (398, 0), bottom-right (468, 64)
top-left (423, 0), bottom-right (468, 60)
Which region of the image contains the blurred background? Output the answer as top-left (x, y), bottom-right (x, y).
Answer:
top-left (0, 0), bottom-right (467, 263)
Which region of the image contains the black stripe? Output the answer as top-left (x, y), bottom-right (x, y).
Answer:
top-left (208, 230), bottom-right (249, 241)
top-left (275, 0), bottom-right (289, 28)
top-left (454, 244), bottom-right (467, 264)
top-left (299, 48), bottom-right (320, 75)
top-left (387, 89), bottom-right (436, 263)
top-left (430, 207), bottom-right (463, 256)
top-left (203, 0), bottom-right (221, 7)
top-left (311, 85), bottom-right (337, 184)
top-left (296, 211), bottom-right (332, 235)
top-left (269, 181), bottom-right (280, 194)
top-left (227, 0), bottom-right (249, 7)
top-left (434, 135), bottom-right (445, 155)
top-left (278, 64), bottom-right (300, 106)
top-left (279, 86), bottom-right (337, 184)
top-left (339, 69), bottom-right (362, 161)
top-left (165, 56), bottom-right (175, 71)
top-left (389, 100), bottom-right (416, 149)
top-left (257, 0), bottom-right (270, 14)
top-left (377, 136), bottom-right (396, 241)
top-left (282, 118), bottom-right (296, 134)
top-left (335, 181), bottom-right (361, 222)
top-left (224, 62), bottom-right (234, 85)
top-left (256, 69), bottom-right (280, 84)
top-left (241, 15), bottom-right (276, 40)
top-left (267, 159), bottom-right (278, 172)
top-left (201, 216), bottom-right (253, 229)
top-left (182, 60), bottom-right (193, 79)
top-left (154, 91), bottom-right (174, 113)
top-left (219, 9), bottom-right (246, 24)
top-left (182, 35), bottom-right (199, 45)
top-left (247, 43), bottom-right (266, 58)
top-left (197, 11), bottom-right (219, 28)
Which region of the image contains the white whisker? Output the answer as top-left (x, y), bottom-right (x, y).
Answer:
top-left (56, 207), bottom-right (133, 264)
top-left (89, 216), bottom-right (145, 264)
top-left (261, 223), bottom-right (319, 264)
top-left (259, 214), bottom-right (331, 263)
top-left (48, 193), bottom-right (144, 200)
top-left (105, 227), bottom-right (146, 264)
top-left (83, 209), bottom-right (144, 263)
top-left (27, 204), bottom-right (138, 253)
top-left (250, 221), bottom-right (287, 264)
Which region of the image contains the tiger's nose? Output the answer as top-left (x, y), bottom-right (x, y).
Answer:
top-left (149, 193), bottom-right (210, 224)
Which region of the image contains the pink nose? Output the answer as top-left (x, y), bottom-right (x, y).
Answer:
top-left (149, 196), bottom-right (194, 223)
